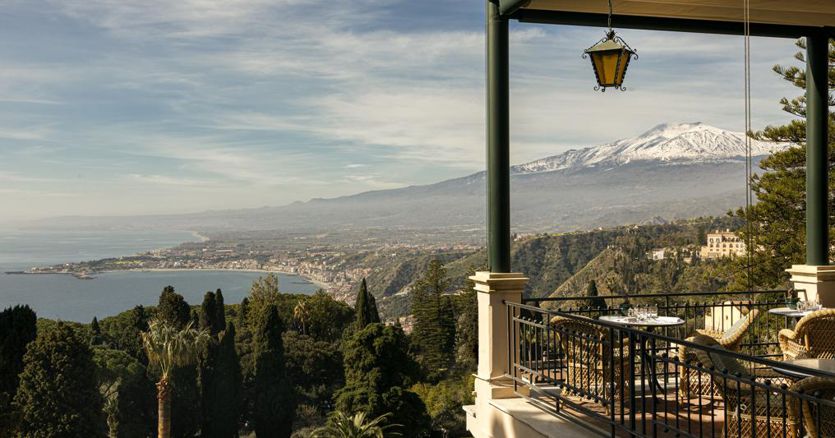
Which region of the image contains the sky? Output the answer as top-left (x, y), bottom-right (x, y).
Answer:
top-left (0, 0), bottom-right (804, 222)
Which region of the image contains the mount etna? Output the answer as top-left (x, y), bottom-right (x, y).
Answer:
top-left (27, 122), bottom-right (788, 235)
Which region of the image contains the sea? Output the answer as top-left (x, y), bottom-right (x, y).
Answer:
top-left (0, 229), bottom-right (318, 322)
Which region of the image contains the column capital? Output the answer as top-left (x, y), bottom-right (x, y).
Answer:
top-left (469, 271), bottom-right (529, 294)
top-left (787, 264), bottom-right (835, 307)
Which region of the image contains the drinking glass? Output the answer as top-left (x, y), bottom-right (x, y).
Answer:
top-left (637, 305), bottom-right (647, 321)
top-left (627, 307), bottom-right (636, 319)
top-left (648, 304), bottom-right (658, 319)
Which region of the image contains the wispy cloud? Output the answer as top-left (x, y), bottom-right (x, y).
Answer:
top-left (0, 0), bottom-right (803, 220)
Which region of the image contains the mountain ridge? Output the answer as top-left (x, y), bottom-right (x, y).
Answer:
top-left (17, 122), bottom-right (790, 235)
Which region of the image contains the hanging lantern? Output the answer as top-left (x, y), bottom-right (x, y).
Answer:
top-left (583, 0), bottom-right (637, 91)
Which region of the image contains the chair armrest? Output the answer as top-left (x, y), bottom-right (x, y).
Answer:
top-left (695, 328), bottom-right (723, 340)
top-left (779, 329), bottom-right (804, 359)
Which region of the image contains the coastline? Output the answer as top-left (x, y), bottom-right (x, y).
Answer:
top-left (92, 268), bottom-right (329, 290)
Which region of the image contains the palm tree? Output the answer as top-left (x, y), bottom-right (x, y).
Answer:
top-left (293, 300), bottom-right (310, 335)
top-left (141, 319), bottom-right (210, 438)
top-left (311, 411), bottom-right (401, 438)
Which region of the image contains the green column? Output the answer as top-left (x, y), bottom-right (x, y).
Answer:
top-left (486, 0), bottom-right (511, 273)
top-left (806, 33), bottom-right (830, 266)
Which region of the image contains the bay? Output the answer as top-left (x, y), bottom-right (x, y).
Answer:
top-left (0, 229), bottom-right (318, 322)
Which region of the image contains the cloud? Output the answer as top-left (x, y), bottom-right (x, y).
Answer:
top-left (0, 0), bottom-right (806, 220)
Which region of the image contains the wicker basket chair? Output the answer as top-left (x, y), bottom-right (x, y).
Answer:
top-left (787, 376), bottom-right (835, 438)
top-left (550, 316), bottom-right (634, 407)
top-left (677, 334), bottom-right (724, 400)
top-left (779, 309), bottom-right (835, 360)
top-left (694, 344), bottom-right (799, 438)
top-left (697, 308), bottom-right (761, 351)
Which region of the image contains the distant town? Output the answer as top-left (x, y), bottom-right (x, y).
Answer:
top-left (12, 228), bottom-right (483, 303)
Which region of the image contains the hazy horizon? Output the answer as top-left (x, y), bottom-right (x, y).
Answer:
top-left (0, 1), bottom-right (802, 222)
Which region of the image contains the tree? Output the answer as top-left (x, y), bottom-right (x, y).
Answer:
top-left (93, 347), bottom-right (154, 438)
top-left (156, 287), bottom-right (202, 438)
top-left (15, 322), bottom-right (105, 437)
top-left (410, 261), bottom-right (456, 381)
top-left (200, 291), bottom-right (222, 335)
top-left (586, 280), bottom-right (607, 310)
top-left (254, 304), bottom-right (294, 438)
top-left (293, 299), bottom-right (310, 335)
top-left (354, 279), bottom-right (381, 329)
top-left (336, 324), bottom-right (430, 436)
top-left (248, 274), bottom-right (281, 331)
top-left (0, 305), bottom-right (37, 432)
top-left (201, 323), bottom-right (242, 438)
top-left (311, 411), bottom-right (401, 438)
top-left (304, 290), bottom-right (355, 342)
top-left (91, 316), bottom-right (105, 346)
top-left (141, 319), bottom-right (210, 438)
top-left (283, 331), bottom-right (344, 410)
top-left (215, 289), bottom-right (226, 333)
top-left (732, 39), bottom-right (835, 290)
top-left (411, 374), bottom-right (475, 437)
top-left (101, 305), bottom-right (149, 363)
top-left (158, 286), bottom-right (191, 329)
top-left (453, 289), bottom-right (478, 372)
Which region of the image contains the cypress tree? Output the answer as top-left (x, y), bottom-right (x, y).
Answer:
top-left (201, 323), bottom-right (242, 438)
top-left (90, 316), bottom-right (104, 346)
top-left (200, 291), bottom-right (220, 335)
top-left (0, 305), bottom-right (37, 432)
top-left (15, 322), bottom-right (105, 437)
top-left (586, 280), bottom-right (607, 310)
top-left (215, 289), bottom-right (226, 332)
top-left (355, 278), bottom-right (380, 328)
top-left (254, 305), bottom-right (294, 438)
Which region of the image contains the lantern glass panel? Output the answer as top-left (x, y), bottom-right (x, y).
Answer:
top-left (614, 50), bottom-right (631, 86)
top-left (592, 51), bottom-right (620, 86)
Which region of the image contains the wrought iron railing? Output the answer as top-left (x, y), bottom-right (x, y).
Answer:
top-left (524, 290), bottom-right (790, 358)
top-left (506, 295), bottom-right (835, 438)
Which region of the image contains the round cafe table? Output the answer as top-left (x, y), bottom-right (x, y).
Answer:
top-left (772, 358), bottom-right (835, 380)
top-left (598, 315), bottom-right (686, 331)
top-left (598, 315), bottom-right (685, 396)
top-left (768, 307), bottom-right (818, 319)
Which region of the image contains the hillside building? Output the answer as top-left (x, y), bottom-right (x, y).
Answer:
top-left (700, 229), bottom-right (746, 259)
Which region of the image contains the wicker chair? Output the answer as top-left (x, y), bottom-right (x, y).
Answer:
top-left (779, 309), bottom-right (835, 360)
top-left (677, 334), bottom-right (724, 400)
top-left (550, 316), bottom-right (633, 407)
top-left (697, 308), bottom-right (760, 351)
top-left (694, 343), bottom-right (799, 438)
top-left (787, 376), bottom-right (835, 438)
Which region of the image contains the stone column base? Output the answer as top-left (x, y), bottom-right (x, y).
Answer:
top-left (786, 265), bottom-right (835, 307)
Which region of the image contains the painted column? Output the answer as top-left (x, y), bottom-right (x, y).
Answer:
top-left (806, 32), bottom-right (830, 266)
top-left (787, 33), bottom-right (834, 306)
top-left (487, 0), bottom-right (511, 273)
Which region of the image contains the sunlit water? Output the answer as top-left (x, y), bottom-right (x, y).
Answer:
top-left (0, 229), bottom-right (317, 322)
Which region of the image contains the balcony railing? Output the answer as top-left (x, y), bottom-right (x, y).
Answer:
top-left (506, 292), bottom-right (835, 438)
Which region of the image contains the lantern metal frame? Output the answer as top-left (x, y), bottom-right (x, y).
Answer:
top-left (582, 29), bottom-right (638, 91)
top-left (581, 0), bottom-right (638, 91)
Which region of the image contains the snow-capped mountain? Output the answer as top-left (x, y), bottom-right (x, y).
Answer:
top-left (512, 122), bottom-right (787, 175)
top-left (31, 122), bottom-right (792, 235)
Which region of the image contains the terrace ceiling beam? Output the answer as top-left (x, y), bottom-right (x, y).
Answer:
top-left (510, 9), bottom-right (835, 39)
